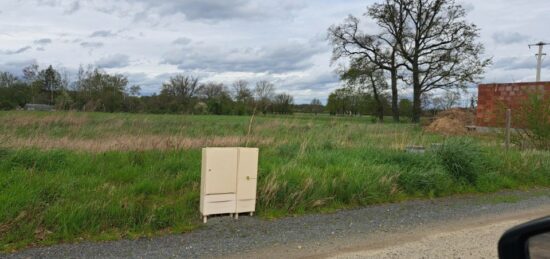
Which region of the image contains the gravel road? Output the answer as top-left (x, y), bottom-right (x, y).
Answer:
top-left (332, 216), bottom-right (538, 258)
top-left (2, 189), bottom-right (549, 259)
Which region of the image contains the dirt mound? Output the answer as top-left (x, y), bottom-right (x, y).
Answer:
top-left (425, 109), bottom-right (475, 135)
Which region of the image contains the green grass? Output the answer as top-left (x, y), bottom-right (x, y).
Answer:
top-left (1, 111), bottom-right (549, 251)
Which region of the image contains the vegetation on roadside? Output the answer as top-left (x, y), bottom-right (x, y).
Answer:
top-left (514, 94), bottom-right (550, 150)
top-left (1, 111), bottom-right (550, 251)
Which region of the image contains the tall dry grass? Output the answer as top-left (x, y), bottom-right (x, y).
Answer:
top-left (0, 134), bottom-right (274, 152)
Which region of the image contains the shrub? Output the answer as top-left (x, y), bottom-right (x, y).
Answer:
top-left (514, 94), bottom-right (550, 150)
top-left (435, 138), bottom-right (482, 184)
top-left (398, 168), bottom-right (454, 196)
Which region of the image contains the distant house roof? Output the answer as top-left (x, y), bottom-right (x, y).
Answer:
top-left (24, 104), bottom-right (54, 111)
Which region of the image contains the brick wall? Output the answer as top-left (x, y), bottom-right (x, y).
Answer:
top-left (476, 82), bottom-right (550, 127)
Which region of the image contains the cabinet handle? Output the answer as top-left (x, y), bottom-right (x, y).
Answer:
top-left (246, 176), bottom-right (250, 180)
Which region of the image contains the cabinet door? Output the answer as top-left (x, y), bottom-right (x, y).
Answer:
top-left (237, 148), bottom-right (258, 200)
top-left (203, 148), bottom-right (238, 195)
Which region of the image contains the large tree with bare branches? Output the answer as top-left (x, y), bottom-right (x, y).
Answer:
top-left (329, 0), bottom-right (490, 123)
top-left (395, 0), bottom-right (490, 122)
top-left (328, 1), bottom-right (406, 122)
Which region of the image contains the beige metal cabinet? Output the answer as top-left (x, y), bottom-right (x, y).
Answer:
top-left (235, 148), bottom-right (258, 218)
top-left (201, 148), bottom-right (238, 195)
top-left (200, 147), bottom-right (259, 223)
top-left (200, 148), bottom-right (238, 223)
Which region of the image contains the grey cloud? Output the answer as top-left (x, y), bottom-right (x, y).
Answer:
top-left (80, 41), bottom-right (104, 48)
top-left (162, 41), bottom-right (324, 73)
top-left (131, 0), bottom-right (305, 21)
top-left (64, 1), bottom-right (80, 14)
top-left (286, 73), bottom-right (339, 91)
top-left (133, 0), bottom-right (253, 21)
top-left (173, 37), bottom-right (191, 45)
top-left (90, 30), bottom-right (116, 38)
top-left (492, 32), bottom-right (529, 45)
top-left (492, 56), bottom-right (549, 70)
top-left (1, 46), bottom-right (32, 55)
top-left (95, 54), bottom-right (130, 68)
top-left (34, 38), bottom-right (52, 45)
top-left (35, 0), bottom-right (304, 22)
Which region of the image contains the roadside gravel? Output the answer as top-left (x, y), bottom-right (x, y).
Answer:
top-left (2, 189), bottom-right (549, 259)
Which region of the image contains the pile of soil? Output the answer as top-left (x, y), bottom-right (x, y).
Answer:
top-left (425, 109), bottom-right (475, 135)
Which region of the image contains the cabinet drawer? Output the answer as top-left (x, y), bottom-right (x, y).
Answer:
top-left (236, 199), bottom-right (255, 213)
top-left (202, 200), bottom-right (235, 215)
top-left (203, 194), bottom-right (235, 203)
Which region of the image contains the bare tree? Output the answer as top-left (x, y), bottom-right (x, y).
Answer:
top-left (232, 80), bottom-right (253, 102)
top-left (129, 85), bottom-right (141, 96)
top-left (254, 80), bottom-right (275, 114)
top-left (254, 81), bottom-right (275, 100)
top-left (43, 65), bottom-right (61, 105)
top-left (22, 63), bottom-right (39, 103)
top-left (341, 58), bottom-right (388, 122)
top-left (310, 98), bottom-right (323, 115)
top-left (431, 91), bottom-right (460, 111)
top-left (272, 93), bottom-right (294, 114)
top-left (0, 71), bottom-right (18, 87)
top-left (395, 0), bottom-right (491, 122)
top-left (443, 91), bottom-right (461, 110)
top-left (22, 63), bottom-right (39, 83)
top-left (199, 82), bottom-right (227, 99)
top-left (328, 0), bottom-right (406, 122)
top-left (161, 74), bottom-right (200, 99)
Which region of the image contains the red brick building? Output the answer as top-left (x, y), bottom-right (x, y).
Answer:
top-left (476, 82), bottom-right (550, 128)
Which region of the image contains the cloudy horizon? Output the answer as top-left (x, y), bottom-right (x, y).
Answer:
top-left (1, 0), bottom-right (549, 104)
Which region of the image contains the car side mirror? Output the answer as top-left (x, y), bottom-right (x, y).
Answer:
top-left (498, 216), bottom-right (550, 259)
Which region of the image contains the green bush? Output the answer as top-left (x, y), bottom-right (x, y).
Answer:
top-left (515, 94), bottom-right (550, 150)
top-left (398, 168), bottom-right (454, 196)
top-left (435, 138), bottom-right (482, 184)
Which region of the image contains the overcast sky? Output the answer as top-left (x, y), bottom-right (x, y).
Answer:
top-left (1, 0), bottom-right (549, 103)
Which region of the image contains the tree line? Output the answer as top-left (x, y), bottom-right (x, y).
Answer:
top-left (0, 65), bottom-right (301, 115)
top-left (328, 0), bottom-right (490, 122)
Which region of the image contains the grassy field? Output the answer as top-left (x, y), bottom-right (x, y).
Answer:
top-left (1, 111), bottom-right (549, 251)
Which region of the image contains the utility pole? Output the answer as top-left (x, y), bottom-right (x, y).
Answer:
top-left (529, 42), bottom-right (549, 82)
